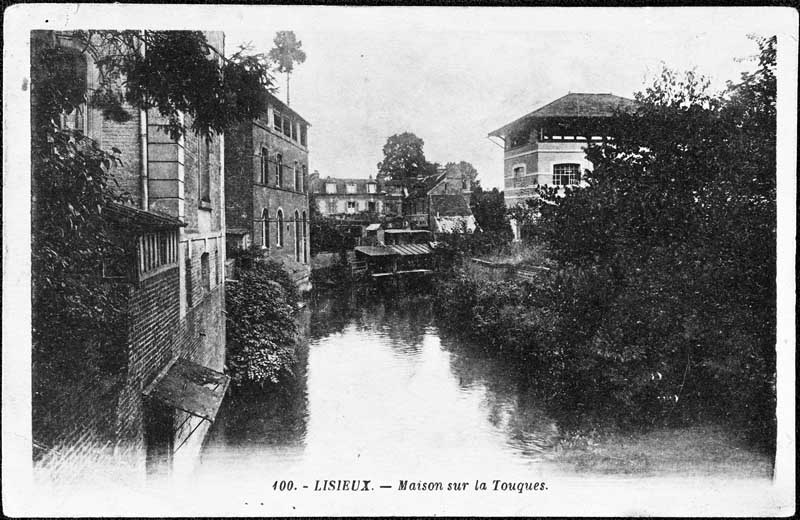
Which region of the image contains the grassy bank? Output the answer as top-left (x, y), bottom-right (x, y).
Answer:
top-left (432, 241), bottom-right (776, 455)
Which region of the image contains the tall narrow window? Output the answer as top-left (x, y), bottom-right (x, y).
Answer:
top-left (260, 147), bottom-right (268, 184)
top-left (302, 211), bottom-right (308, 263)
top-left (294, 210), bottom-right (301, 262)
top-left (291, 120), bottom-right (297, 141)
top-left (276, 153), bottom-right (283, 187)
top-left (300, 124), bottom-right (307, 147)
top-left (261, 208), bottom-right (269, 248)
top-left (301, 164), bottom-right (307, 193)
top-left (277, 209), bottom-right (284, 247)
top-left (273, 111), bottom-right (281, 131)
top-left (282, 116), bottom-right (291, 137)
top-left (185, 257), bottom-right (194, 308)
top-left (199, 138), bottom-right (211, 203)
top-left (214, 250), bottom-right (219, 285)
top-left (294, 161), bottom-right (300, 191)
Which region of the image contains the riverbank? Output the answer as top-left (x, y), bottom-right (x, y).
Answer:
top-left (552, 423), bottom-right (773, 478)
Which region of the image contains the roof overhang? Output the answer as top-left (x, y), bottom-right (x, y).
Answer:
top-left (143, 358), bottom-right (230, 423)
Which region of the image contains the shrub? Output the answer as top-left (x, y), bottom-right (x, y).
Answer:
top-left (226, 260), bottom-right (299, 387)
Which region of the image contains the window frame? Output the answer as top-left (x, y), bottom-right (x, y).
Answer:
top-left (552, 163), bottom-right (580, 186)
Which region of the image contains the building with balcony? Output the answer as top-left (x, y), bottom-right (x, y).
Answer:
top-left (224, 91), bottom-right (311, 291)
top-left (488, 92), bottom-right (636, 208)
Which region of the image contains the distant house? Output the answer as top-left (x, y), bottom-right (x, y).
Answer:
top-left (403, 170), bottom-right (475, 232)
top-left (224, 90), bottom-right (311, 291)
top-left (308, 173), bottom-right (383, 217)
top-left (488, 92), bottom-right (636, 207)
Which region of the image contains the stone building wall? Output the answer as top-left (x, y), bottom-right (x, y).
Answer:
top-left (224, 102), bottom-right (311, 290)
top-left (33, 30), bottom-right (227, 486)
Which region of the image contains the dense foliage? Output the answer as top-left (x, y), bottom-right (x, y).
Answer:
top-left (376, 132), bottom-right (438, 181)
top-left (226, 258), bottom-right (300, 387)
top-left (435, 36), bottom-right (777, 449)
top-left (308, 193), bottom-right (352, 255)
top-left (470, 186), bottom-right (512, 239)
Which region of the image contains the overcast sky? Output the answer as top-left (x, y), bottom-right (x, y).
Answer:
top-left (224, 7), bottom-right (781, 189)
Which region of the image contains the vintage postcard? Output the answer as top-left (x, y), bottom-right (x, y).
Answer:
top-left (2, 4), bottom-right (796, 516)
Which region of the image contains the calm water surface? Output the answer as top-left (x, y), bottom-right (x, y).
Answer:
top-left (197, 291), bottom-right (562, 486)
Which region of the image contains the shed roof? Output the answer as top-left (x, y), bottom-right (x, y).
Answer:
top-left (143, 358), bottom-right (230, 422)
top-left (489, 93), bottom-right (637, 138)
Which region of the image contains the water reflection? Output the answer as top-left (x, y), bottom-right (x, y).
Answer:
top-left (198, 290), bottom-right (560, 483)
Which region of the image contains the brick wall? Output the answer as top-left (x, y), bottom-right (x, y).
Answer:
top-left (225, 117), bottom-right (311, 288)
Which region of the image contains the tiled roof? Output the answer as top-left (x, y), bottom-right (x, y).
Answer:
top-left (429, 194), bottom-right (472, 217)
top-left (489, 93), bottom-right (637, 137)
top-left (105, 202), bottom-right (185, 230)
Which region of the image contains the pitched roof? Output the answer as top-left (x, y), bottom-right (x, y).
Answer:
top-left (429, 194), bottom-right (472, 217)
top-left (489, 93), bottom-right (637, 138)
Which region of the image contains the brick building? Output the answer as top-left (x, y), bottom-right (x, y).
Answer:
top-left (224, 92), bottom-right (311, 291)
top-left (488, 92), bottom-right (636, 207)
top-left (32, 31), bottom-right (229, 485)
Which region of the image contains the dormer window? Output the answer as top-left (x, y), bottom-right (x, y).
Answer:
top-left (325, 183), bottom-right (337, 194)
top-left (346, 184), bottom-right (357, 194)
top-left (367, 183), bottom-right (377, 194)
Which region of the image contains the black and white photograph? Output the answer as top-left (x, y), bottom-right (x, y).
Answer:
top-left (2, 4), bottom-right (796, 516)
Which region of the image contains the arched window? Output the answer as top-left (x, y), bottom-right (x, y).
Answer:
top-left (261, 208), bottom-right (269, 248)
top-left (277, 209), bottom-right (284, 247)
top-left (294, 210), bottom-right (301, 262)
top-left (302, 210), bottom-right (308, 263)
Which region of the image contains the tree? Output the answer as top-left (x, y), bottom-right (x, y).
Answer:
top-left (268, 31), bottom-right (307, 106)
top-left (376, 132), bottom-right (436, 181)
top-left (532, 36), bottom-right (776, 443)
top-left (470, 186), bottom-right (511, 239)
top-left (444, 161), bottom-right (479, 186)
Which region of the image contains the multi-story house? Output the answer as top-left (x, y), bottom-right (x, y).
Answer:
top-left (224, 92), bottom-right (311, 291)
top-left (32, 31), bottom-right (229, 484)
top-left (488, 92), bottom-right (636, 207)
top-left (308, 173), bottom-right (383, 217)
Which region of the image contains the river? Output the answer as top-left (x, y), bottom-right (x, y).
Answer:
top-left (199, 290), bottom-right (564, 478)
top-left (191, 290), bottom-right (774, 515)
